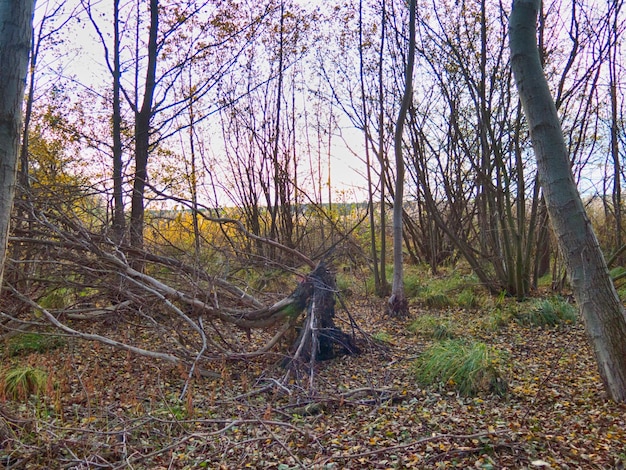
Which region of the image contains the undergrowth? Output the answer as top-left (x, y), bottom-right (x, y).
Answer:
top-left (414, 339), bottom-right (508, 397)
top-left (516, 297), bottom-right (578, 327)
top-left (2, 366), bottom-right (48, 400)
top-left (4, 332), bottom-right (65, 357)
top-left (408, 314), bottom-right (456, 340)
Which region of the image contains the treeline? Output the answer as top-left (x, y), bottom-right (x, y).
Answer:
top-left (1, 0), bottom-right (623, 300)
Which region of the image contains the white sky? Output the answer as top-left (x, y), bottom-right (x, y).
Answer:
top-left (33, 0), bottom-right (372, 208)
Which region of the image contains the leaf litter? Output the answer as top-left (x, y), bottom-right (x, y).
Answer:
top-left (1, 298), bottom-right (625, 469)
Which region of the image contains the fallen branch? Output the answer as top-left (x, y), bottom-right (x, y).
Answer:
top-left (319, 429), bottom-right (510, 463)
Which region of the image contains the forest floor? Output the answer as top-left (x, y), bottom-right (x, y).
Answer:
top-left (1, 294), bottom-right (626, 469)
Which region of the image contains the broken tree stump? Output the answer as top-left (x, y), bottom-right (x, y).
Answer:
top-left (286, 261), bottom-right (359, 368)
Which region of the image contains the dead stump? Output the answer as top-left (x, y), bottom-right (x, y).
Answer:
top-left (286, 261), bottom-right (359, 368)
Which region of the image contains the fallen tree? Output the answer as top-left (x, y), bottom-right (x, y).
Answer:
top-left (2, 203), bottom-right (362, 390)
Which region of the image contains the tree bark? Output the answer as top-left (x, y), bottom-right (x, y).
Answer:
top-left (112, 0), bottom-right (125, 243)
top-left (510, 0), bottom-right (626, 402)
top-left (608, 0), bottom-right (622, 257)
top-left (0, 0), bottom-right (35, 287)
top-left (130, 0), bottom-right (159, 252)
top-left (388, 0), bottom-right (416, 318)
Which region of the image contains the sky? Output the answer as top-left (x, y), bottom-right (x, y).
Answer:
top-left (32, 0), bottom-right (373, 209)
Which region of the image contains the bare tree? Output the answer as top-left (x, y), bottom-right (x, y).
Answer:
top-left (128, 0), bottom-right (158, 253)
top-left (510, 0), bottom-right (626, 402)
top-left (388, 0), bottom-right (415, 318)
top-left (607, 0), bottom-right (625, 257)
top-left (0, 0), bottom-right (36, 287)
top-left (111, 0), bottom-right (125, 243)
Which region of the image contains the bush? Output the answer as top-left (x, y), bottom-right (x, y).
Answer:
top-left (517, 297), bottom-right (578, 327)
top-left (414, 339), bottom-right (507, 397)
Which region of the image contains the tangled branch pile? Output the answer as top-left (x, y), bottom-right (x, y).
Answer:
top-left (2, 204), bottom-right (361, 383)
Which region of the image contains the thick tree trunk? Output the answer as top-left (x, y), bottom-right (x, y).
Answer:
top-left (0, 0), bottom-right (35, 287)
top-left (510, 0), bottom-right (626, 402)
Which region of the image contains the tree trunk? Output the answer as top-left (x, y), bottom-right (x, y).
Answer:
top-left (130, 0), bottom-right (159, 253)
top-left (359, 0), bottom-right (382, 297)
top-left (377, 0), bottom-right (389, 296)
top-left (608, 0), bottom-right (622, 258)
top-left (112, 0), bottom-right (125, 243)
top-left (388, 0), bottom-right (416, 318)
top-left (0, 0), bottom-right (35, 287)
top-left (510, 0), bottom-right (626, 402)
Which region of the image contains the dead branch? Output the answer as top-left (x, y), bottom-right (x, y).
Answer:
top-left (4, 201), bottom-right (363, 388)
top-left (319, 429), bottom-right (510, 464)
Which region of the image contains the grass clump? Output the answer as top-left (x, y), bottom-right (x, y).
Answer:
top-left (517, 297), bottom-right (578, 327)
top-left (405, 267), bottom-right (484, 309)
top-left (482, 307), bottom-right (515, 331)
top-left (2, 366), bottom-right (48, 400)
top-left (6, 333), bottom-right (65, 357)
top-left (408, 314), bottom-right (456, 340)
top-left (424, 293), bottom-right (452, 309)
top-left (404, 272), bottom-right (423, 298)
top-left (335, 271), bottom-right (355, 297)
top-left (372, 331), bottom-right (394, 344)
top-left (456, 288), bottom-right (482, 309)
top-left (39, 288), bottom-right (70, 309)
top-left (414, 339), bottom-right (507, 397)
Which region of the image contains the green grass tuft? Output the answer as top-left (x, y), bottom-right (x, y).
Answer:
top-left (456, 288), bottom-right (481, 309)
top-left (3, 366), bottom-right (48, 400)
top-left (39, 288), bottom-right (70, 309)
top-left (414, 339), bottom-right (507, 397)
top-left (424, 293), bottom-right (452, 309)
top-left (372, 331), bottom-right (394, 344)
top-left (404, 272), bottom-right (423, 298)
top-left (335, 272), bottom-right (354, 297)
top-left (516, 297), bottom-right (578, 327)
top-left (408, 314), bottom-right (456, 339)
top-left (6, 333), bottom-right (65, 357)
top-left (482, 307), bottom-right (515, 331)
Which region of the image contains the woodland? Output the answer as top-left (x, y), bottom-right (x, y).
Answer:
top-left (1, 0), bottom-right (626, 468)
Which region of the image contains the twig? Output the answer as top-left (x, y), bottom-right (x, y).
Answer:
top-left (319, 429), bottom-right (508, 463)
top-left (259, 418), bottom-right (305, 469)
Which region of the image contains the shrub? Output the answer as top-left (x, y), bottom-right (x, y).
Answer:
top-left (414, 339), bottom-right (507, 397)
top-left (2, 366), bottom-right (47, 400)
top-left (517, 297), bottom-right (578, 327)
